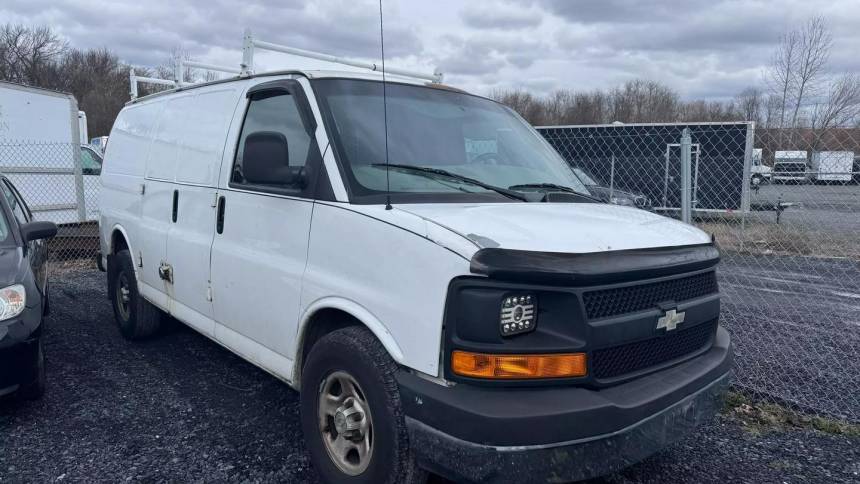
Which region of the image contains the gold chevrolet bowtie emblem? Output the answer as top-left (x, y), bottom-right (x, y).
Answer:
top-left (656, 309), bottom-right (685, 331)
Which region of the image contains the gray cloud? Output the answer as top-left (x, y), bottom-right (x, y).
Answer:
top-left (0, 0), bottom-right (421, 67)
top-left (534, 0), bottom-right (713, 24)
top-left (1, 0), bottom-right (858, 101)
top-left (461, 2), bottom-right (542, 29)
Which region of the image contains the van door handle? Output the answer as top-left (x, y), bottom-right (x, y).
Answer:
top-left (172, 189), bottom-right (179, 223)
top-left (216, 195), bottom-right (226, 234)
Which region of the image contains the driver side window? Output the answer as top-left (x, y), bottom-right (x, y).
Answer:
top-left (232, 91), bottom-right (314, 195)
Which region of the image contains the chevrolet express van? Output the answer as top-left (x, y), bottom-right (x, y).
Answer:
top-left (98, 68), bottom-right (732, 483)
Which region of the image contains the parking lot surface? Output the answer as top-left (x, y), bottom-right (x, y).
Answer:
top-left (719, 253), bottom-right (860, 419)
top-left (1, 267), bottom-right (858, 483)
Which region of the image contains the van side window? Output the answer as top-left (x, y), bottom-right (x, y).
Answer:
top-left (232, 92), bottom-right (314, 195)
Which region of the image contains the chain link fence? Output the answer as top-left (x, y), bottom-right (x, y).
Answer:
top-left (540, 122), bottom-right (860, 423)
top-left (0, 141), bottom-right (100, 262)
top-left (4, 127), bottom-right (860, 423)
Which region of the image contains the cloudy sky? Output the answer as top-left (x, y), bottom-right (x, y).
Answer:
top-left (2, 0), bottom-right (859, 100)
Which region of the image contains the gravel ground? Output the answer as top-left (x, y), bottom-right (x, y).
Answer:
top-left (1, 267), bottom-right (858, 483)
top-left (718, 253), bottom-right (860, 421)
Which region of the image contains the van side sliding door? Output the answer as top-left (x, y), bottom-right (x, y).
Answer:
top-left (210, 80), bottom-right (323, 373)
top-left (164, 88), bottom-right (244, 334)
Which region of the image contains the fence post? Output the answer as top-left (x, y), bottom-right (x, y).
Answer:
top-left (73, 143), bottom-right (86, 223)
top-left (609, 155), bottom-right (616, 200)
top-left (680, 128), bottom-right (692, 224)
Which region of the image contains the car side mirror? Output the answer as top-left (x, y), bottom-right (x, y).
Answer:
top-left (242, 131), bottom-right (306, 188)
top-left (21, 221), bottom-right (58, 242)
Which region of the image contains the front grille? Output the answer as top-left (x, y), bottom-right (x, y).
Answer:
top-left (774, 162), bottom-right (807, 174)
top-left (582, 271), bottom-right (718, 319)
top-left (591, 319), bottom-right (717, 379)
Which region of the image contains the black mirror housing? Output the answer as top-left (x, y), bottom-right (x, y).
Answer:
top-left (21, 221), bottom-right (58, 242)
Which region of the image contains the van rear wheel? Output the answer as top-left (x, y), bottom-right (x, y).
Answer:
top-left (300, 326), bottom-right (426, 484)
top-left (109, 249), bottom-right (162, 340)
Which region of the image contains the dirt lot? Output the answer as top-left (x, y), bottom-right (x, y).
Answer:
top-left (1, 267), bottom-right (858, 483)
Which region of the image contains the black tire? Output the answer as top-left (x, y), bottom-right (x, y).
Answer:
top-left (109, 249), bottom-right (162, 340)
top-left (300, 326), bottom-right (426, 484)
top-left (19, 338), bottom-right (45, 400)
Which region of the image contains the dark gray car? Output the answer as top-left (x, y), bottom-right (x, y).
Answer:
top-left (573, 167), bottom-right (652, 209)
top-left (0, 176), bottom-right (57, 400)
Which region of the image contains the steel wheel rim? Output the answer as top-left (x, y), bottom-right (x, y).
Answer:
top-left (116, 272), bottom-right (131, 321)
top-left (318, 370), bottom-right (373, 475)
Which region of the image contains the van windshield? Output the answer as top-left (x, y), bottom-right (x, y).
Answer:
top-left (313, 79), bottom-right (589, 203)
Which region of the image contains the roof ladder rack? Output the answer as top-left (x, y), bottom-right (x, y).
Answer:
top-left (129, 68), bottom-right (177, 99)
top-left (174, 60), bottom-right (242, 87)
top-left (239, 28), bottom-right (443, 83)
top-left (129, 28), bottom-right (445, 100)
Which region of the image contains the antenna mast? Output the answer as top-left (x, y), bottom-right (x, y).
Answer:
top-left (379, 0), bottom-right (392, 210)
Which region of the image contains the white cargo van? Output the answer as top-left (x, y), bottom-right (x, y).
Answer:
top-left (98, 41), bottom-right (731, 484)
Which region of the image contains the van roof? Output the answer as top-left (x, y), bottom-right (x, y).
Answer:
top-left (128, 68), bottom-right (468, 105)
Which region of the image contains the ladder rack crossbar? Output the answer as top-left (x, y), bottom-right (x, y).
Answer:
top-left (243, 29), bottom-right (443, 83)
top-left (134, 76), bottom-right (175, 86)
top-left (182, 60), bottom-right (242, 75)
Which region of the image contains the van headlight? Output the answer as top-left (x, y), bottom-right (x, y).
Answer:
top-left (0, 284), bottom-right (26, 321)
top-left (500, 294), bottom-right (536, 336)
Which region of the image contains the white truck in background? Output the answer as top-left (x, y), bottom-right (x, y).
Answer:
top-left (750, 148), bottom-right (772, 185)
top-left (78, 110), bottom-right (89, 145)
top-left (772, 150), bottom-right (809, 184)
top-left (0, 80), bottom-right (101, 224)
top-left (90, 136), bottom-right (109, 154)
top-left (810, 151), bottom-right (854, 183)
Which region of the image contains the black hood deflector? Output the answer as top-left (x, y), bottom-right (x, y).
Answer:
top-left (470, 243), bottom-right (720, 286)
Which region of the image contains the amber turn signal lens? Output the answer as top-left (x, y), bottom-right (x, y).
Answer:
top-left (451, 351), bottom-right (587, 379)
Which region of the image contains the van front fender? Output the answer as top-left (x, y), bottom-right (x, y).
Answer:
top-left (294, 297), bottom-right (406, 385)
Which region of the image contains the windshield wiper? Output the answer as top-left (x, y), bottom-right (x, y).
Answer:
top-left (508, 183), bottom-right (603, 202)
top-left (372, 163), bottom-right (528, 201)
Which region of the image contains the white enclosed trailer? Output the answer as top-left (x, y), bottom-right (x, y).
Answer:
top-left (0, 80), bottom-right (98, 224)
top-left (811, 151), bottom-right (854, 182)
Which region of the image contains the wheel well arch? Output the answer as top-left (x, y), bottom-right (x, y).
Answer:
top-left (111, 228), bottom-right (129, 254)
top-left (293, 300), bottom-right (406, 388)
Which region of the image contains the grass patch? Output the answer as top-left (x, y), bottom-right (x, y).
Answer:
top-left (723, 392), bottom-right (860, 436)
top-left (697, 218), bottom-right (860, 259)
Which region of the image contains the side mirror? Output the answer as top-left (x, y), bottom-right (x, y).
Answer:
top-left (242, 131), bottom-right (306, 188)
top-left (21, 221), bottom-right (58, 242)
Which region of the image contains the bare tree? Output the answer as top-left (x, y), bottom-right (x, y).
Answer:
top-left (608, 79), bottom-right (680, 123)
top-left (735, 87), bottom-right (763, 125)
top-left (0, 24), bottom-right (67, 86)
top-left (767, 28), bottom-right (799, 128)
top-left (809, 73), bottom-right (860, 150)
top-left (789, 16), bottom-right (832, 127)
top-left (490, 88), bottom-right (545, 125)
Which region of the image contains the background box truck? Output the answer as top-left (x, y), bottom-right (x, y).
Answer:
top-left (0, 80), bottom-right (100, 224)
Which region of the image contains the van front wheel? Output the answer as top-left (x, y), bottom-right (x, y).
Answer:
top-left (109, 249), bottom-right (162, 340)
top-left (300, 326), bottom-right (426, 484)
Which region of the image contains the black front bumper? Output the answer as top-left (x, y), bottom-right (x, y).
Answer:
top-left (398, 327), bottom-right (732, 483)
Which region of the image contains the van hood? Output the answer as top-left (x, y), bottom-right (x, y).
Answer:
top-left (396, 203), bottom-right (711, 255)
